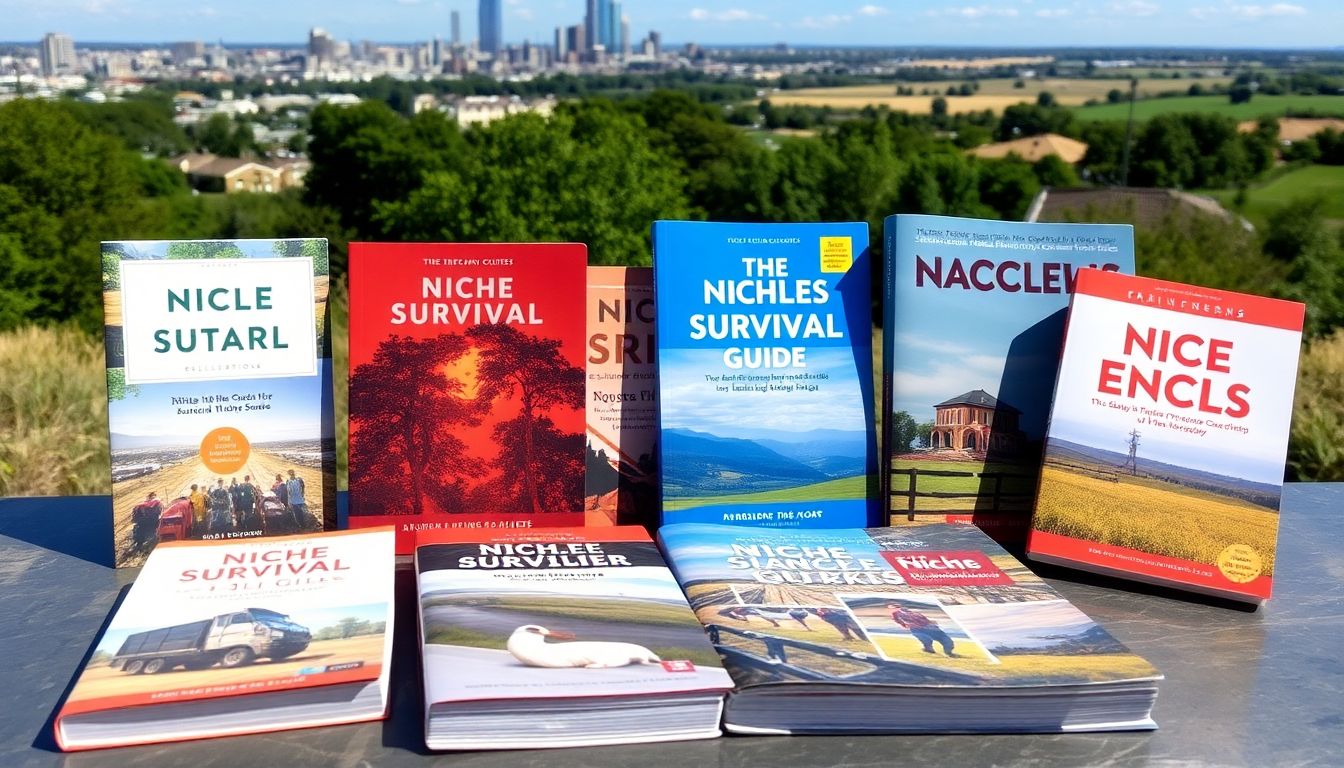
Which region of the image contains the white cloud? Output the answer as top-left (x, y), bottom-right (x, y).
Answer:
top-left (937, 5), bottom-right (1020, 18)
top-left (796, 14), bottom-right (854, 28)
top-left (1034, 7), bottom-right (1073, 17)
top-left (1107, 0), bottom-right (1160, 16)
top-left (857, 4), bottom-right (889, 16)
top-left (1191, 2), bottom-right (1306, 18)
top-left (689, 8), bottom-right (764, 22)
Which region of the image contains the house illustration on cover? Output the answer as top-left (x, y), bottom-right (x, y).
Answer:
top-left (929, 389), bottom-right (1025, 457)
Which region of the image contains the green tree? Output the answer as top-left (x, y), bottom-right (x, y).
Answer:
top-left (374, 104), bottom-right (688, 264)
top-left (889, 411), bottom-right (920, 454)
top-left (0, 99), bottom-right (142, 332)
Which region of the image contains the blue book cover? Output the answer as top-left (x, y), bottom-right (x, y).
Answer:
top-left (882, 215), bottom-right (1134, 544)
top-left (653, 221), bottom-right (877, 529)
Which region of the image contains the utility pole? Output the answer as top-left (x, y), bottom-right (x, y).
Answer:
top-left (1119, 77), bottom-right (1138, 187)
top-left (1123, 429), bottom-right (1141, 476)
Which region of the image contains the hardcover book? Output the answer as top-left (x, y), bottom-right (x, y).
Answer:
top-left (585, 266), bottom-right (658, 528)
top-left (415, 526), bottom-right (732, 749)
top-left (883, 215), bottom-right (1135, 543)
top-left (1028, 270), bottom-right (1305, 603)
top-left (101, 238), bottom-right (335, 568)
top-left (658, 522), bottom-right (1161, 734)
top-left (54, 527), bottom-right (395, 751)
top-left (653, 221), bottom-right (878, 529)
top-left (347, 243), bottom-right (588, 554)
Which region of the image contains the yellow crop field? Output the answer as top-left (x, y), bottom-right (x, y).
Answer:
top-left (765, 77), bottom-right (1233, 115)
top-left (1033, 467), bottom-right (1279, 575)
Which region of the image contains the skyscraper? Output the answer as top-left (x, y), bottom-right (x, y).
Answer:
top-left (597, 0), bottom-right (610, 49)
top-left (585, 0), bottom-right (598, 53)
top-left (451, 10), bottom-right (461, 46)
top-left (609, 2), bottom-right (622, 54)
top-left (39, 32), bottom-right (76, 76)
top-left (479, 0), bottom-right (502, 54)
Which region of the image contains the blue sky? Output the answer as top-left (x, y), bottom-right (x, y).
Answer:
top-left (3, 1), bottom-right (1336, 47)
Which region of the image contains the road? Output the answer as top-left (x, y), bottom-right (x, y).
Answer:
top-left (112, 448), bottom-right (327, 567)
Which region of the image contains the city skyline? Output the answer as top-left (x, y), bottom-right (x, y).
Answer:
top-left (1, 0), bottom-right (1338, 48)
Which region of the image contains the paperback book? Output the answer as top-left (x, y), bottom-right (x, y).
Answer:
top-left (585, 266), bottom-right (659, 528)
top-left (1028, 270), bottom-right (1305, 603)
top-left (659, 522), bottom-right (1161, 734)
top-left (653, 221), bottom-right (878, 529)
top-left (883, 215), bottom-right (1135, 543)
top-left (54, 527), bottom-right (395, 751)
top-left (347, 243), bottom-right (587, 554)
top-left (415, 526), bottom-right (732, 749)
top-left (101, 238), bottom-right (335, 568)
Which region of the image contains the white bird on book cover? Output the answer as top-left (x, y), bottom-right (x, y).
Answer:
top-left (506, 625), bottom-right (662, 669)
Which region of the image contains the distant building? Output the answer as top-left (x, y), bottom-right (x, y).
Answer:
top-left (1026, 187), bottom-right (1250, 231)
top-left (451, 10), bottom-right (461, 46)
top-left (171, 153), bottom-right (309, 194)
top-left (929, 389), bottom-right (1023, 456)
top-left (585, 0), bottom-right (599, 53)
top-left (451, 94), bottom-right (556, 127)
top-left (649, 30), bottom-right (661, 57)
top-left (967, 133), bottom-right (1088, 164)
top-left (620, 14), bottom-right (630, 57)
top-left (479, 0), bottom-right (502, 55)
top-left (171, 41), bottom-right (205, 64)
top-left (308, 27), bottom-right (336, 69)
top-left (566, 25), bottom-right (586, 62)
top-left (39, 33), bottom-right (76, 76)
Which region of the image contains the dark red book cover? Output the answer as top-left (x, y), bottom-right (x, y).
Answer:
top-left (348, 243), bottom-right (587, 554)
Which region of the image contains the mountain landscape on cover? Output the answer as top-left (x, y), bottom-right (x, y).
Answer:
top-left (661, 427), bottom-right (866, 499)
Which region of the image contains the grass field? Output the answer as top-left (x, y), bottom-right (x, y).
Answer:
top-left (765, 77), bottom-right (1233, 115)
top-left (1074, 94), bottom-right (1344, 122)
top-left (1034, 466), bottom-right (1279, 575)
top-left (1207, 164), bottom-right (1344, 229)
top-left (662, 474), bottom-right (868, 512)
top-left (888, 457), bottom-right (1038, 512)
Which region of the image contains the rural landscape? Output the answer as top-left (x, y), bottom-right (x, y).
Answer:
top-left (3, 40), bottom-right (1344, 501)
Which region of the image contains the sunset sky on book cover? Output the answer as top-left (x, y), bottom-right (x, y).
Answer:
top-left (1028, 270), bottom-right (1304, 602)
top-left (883, 215), bottom-right (1134, 544)
top-left (347, 243), bottom-right (586, 554)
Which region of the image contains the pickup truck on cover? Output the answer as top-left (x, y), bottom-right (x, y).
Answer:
top-left (111, 608), bottom-right (311, 674)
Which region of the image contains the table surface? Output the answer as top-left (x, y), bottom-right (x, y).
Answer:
top-left (2, 485), bottom-right (1341, 768)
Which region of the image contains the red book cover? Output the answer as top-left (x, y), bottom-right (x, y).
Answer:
top-left (1028, 270), bottom-right (1304, 603)
top-left (348, 243), bottom-right (587, 554)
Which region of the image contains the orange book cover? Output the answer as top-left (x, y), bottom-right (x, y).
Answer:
top-left (347, 243), bottom-right (588, 554)
top-left (584, 266), bottom-right (659, 528)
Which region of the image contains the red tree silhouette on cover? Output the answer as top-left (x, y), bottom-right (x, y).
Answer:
top-left (349, 334), bottom-right (479, 516)
top-left (466, 324), bottom-right (584, 514)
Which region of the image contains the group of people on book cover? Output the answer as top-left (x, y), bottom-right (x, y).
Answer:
top-left (129, 469), bottom-right (316, 552)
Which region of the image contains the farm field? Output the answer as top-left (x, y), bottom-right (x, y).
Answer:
top-left (1074, 94), bottom-right (1344, 122)
top-left (662, 474), bottom-right (867, 512)
top-left (765, 77), bottom-right (1232, 115)
top-left (1206, 164), bottom-right (1344, 229)
top-left (1033, 466), bottom-right (1280, 575)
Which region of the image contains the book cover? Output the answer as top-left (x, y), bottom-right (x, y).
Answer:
top-left (883, 215), bottom-right (1135, 543)
top-left (1028, 270), bottom-right (1304, 603)
top-left (653, 221), bottom-right (878, 529)
top-left (659, 522), bottom-right (1159, 693)
top-left (347, 243), bottom-right (587, 554)
top-left (55, 528), bottom-right (395, 751)
top-left (585, 266), bottom-right (658, 529)
top-left (101, 239), bottom-right (335, 568)
top-left (416, 526), bottom-right (733, 748)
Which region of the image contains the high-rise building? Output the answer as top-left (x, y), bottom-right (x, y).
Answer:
top-left (451, 10), bottom-right (461, 46)
top-left (432, 37), bottom-right (444, 67)
top-left (649, 30), bottom-right (662, 57)
top-left (478, 0), bottom-right (502, 54)
top-left (608, 2), bottom-right (621, 53)
top-left (308, 27), bottom-right (336, 64)
top-left (585, 0), bottom-right (598, 53)
top-left (620, 14), bottom-right (630, 57)
top-left (554, 27), bottom-right (566, 59)
top-left (566, 24), bottom-right (586, 61)
top-left (171, 41), bottom-right (205, 64)
top-left (597, 0), bottom-right (610, 49)
top-left (39, 32), bottom-right (76, 76)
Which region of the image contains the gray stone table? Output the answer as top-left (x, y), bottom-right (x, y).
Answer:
top-left (2, 485), bottom-right (1341, 767)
